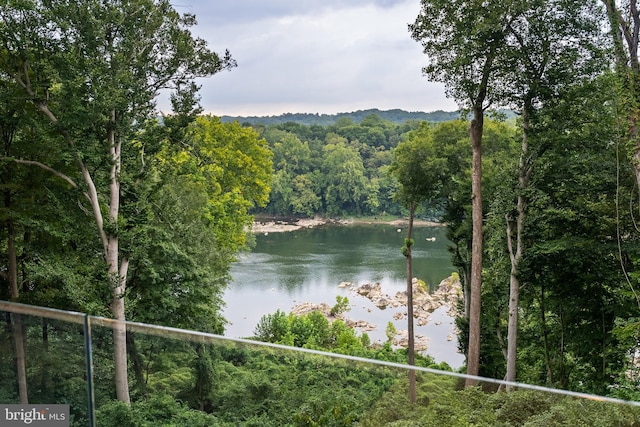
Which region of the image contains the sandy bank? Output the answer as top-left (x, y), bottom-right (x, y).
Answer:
top-left (251, 217), bottom-right (443, 234)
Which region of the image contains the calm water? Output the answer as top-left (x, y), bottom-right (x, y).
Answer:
top-left (224, 223), bottom-right (465, 368)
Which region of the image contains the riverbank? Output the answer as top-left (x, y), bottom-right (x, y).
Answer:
top-left (251, 216), bottom-right (444, 233)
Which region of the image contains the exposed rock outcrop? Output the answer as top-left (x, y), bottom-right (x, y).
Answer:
top-left (354, 276), bottom-right (462, 323)
top-left (289, 275), bottom-right (462, 352)
top-left (290, 302), bottom-right (332, 318)
top-left (351, 276), bottom-right (462, 350)
top-left (393, 329), bottom-right (429, 352)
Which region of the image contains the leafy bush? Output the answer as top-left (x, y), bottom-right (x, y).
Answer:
top-left (359, 381), bottom-right (640, 427)
top-left (96, 394), bottom-right (222, 427)
top-left (490, 390), bottom-right (554, 425)
top-left (253, 309), bottom-right (289, 342)
top-left (330, 295), bottom-right (350, 316)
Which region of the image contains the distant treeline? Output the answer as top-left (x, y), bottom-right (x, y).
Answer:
top-left (219, 108), bottom-right (462, 126)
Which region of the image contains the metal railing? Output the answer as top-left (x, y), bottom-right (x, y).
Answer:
top-left (1, 300), bottom-right (639, 426)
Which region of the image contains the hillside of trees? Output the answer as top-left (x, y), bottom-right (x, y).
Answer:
top-left (219, 108), bottom-right (462, 126)
top-left (3, 0), bottom-right (640, 425)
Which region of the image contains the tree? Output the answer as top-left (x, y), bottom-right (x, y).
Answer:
top-left (263, 129), bottom-right (316, 216)
top-left (174, 116), bottom-right (273, 252)
top-left (390, 122), bottom-right (445, 403)
top-left (0, 78), bottom-right (31, 403)
top-left (432, 120), bottom-right (474, 315)
top-left (321, 137), bottom-right (368, 216)
top-left (434, 118), bottom-right (517, 380)
top-left (410, 0), bottom-right (515, 385)
top-left (603, 1), bottom-right (640, 334)
top-left (603, 0), bottom-right (640, 199)
top-left (290, 174), bottom-right (322, 217)
top-left (514, 78), bottom-right (635, 392)
top-left (498, 0), bottom-right (605, 389)
top-left (0, 0), bottom-right (235, 403)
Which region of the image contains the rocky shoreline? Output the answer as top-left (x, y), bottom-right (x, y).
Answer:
top-left (290, 276), bottom-right (461, 352)
top-left (251, 216), bottom-right (443, 234)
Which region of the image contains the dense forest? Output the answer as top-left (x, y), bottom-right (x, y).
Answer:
top-left (3, 0), bottom-right (640, 425)
top-left (219, 108), bottom-right (463, 126)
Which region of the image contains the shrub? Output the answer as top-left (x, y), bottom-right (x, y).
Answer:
top-left (96, 394), bottom-right (220, 427)
top-left (253, 309), bottom-right (289, 342)
top-left (330, 295), bottom-right (350, 316)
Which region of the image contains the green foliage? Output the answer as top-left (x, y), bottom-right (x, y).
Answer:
top-left (415, 278), bottom-right (428, 293)
top-left (96, 394), bottom-right (221, 427)
top-left (410, 0), bottom-right (514, 109)
top-left (169, 116), bottom-right (273, 252)
top-left (330, 295), bottom-right (350, 317)
top-left (252, 308), bottom-right (444, 373)
top-left (221, 108), bottom-right (461, 126)
top-left (0, 0), bottom-right (245, 402)
top-left (322, 138), bottom-right (370, 216)
top-left (5, 306), bottom-right (640, 426)
top-left (506, 78), bottom-right (638, 393)
top-left (190, 342), bottom-right (400, 426)
top-left (360, 379), bottom-right (640, 427)
top-left (390, 122), bottom-right (446, 208)
top-left (256, 113), bottom-right (437, 218)
top-left (1, 0), bottom-right (640, 419)
top-left (386, 321), bottom-right (397, 342)
top-left (401, 245), bottom-right (410, 257)
top-left (253, 309), bottom-right (289, 342)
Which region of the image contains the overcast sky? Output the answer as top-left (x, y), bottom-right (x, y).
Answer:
top-left (167, 0), bottom-right (458, 117)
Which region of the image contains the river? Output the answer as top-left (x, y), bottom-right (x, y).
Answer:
top-left (224, 223), bottom-right (465, 369)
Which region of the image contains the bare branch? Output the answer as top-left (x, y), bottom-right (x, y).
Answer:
top-left (1, 156), bottom-right (77, 188)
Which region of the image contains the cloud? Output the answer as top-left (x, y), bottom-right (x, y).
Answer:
top-left (167, 0), bottom-right (458, 116)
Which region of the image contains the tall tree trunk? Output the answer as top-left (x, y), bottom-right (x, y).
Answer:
top-left (466, 105), bottom-right (484, 387)
top-left (558, 304), bottom-right (567, 388)
top-left (127, 332), bottom-right (147, 397)
top-left (505, 214), bottom-right (521, 390)
top-left (406, 202), bottom-right (416, 404)
top-left (31, 96), bottom-right (132, 403)
top-left (453, 242), bottom-right (472, 319)
top-left (107, 117), bottom-right (130, 404)
top-left (505, 109), bottom-right (532, 390)
top-left (7, 216), bottom-right (28, 403)
top-left (540, 283), bottom-right (555, 384)
top-left (110, 252), bottom-right (130, 403)
top-left (2, 109), bottom-right (28, 403)
top-left (10, 315), bottom-right (27, 404)
top-left (463, 268), bottom-right (471, 319)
